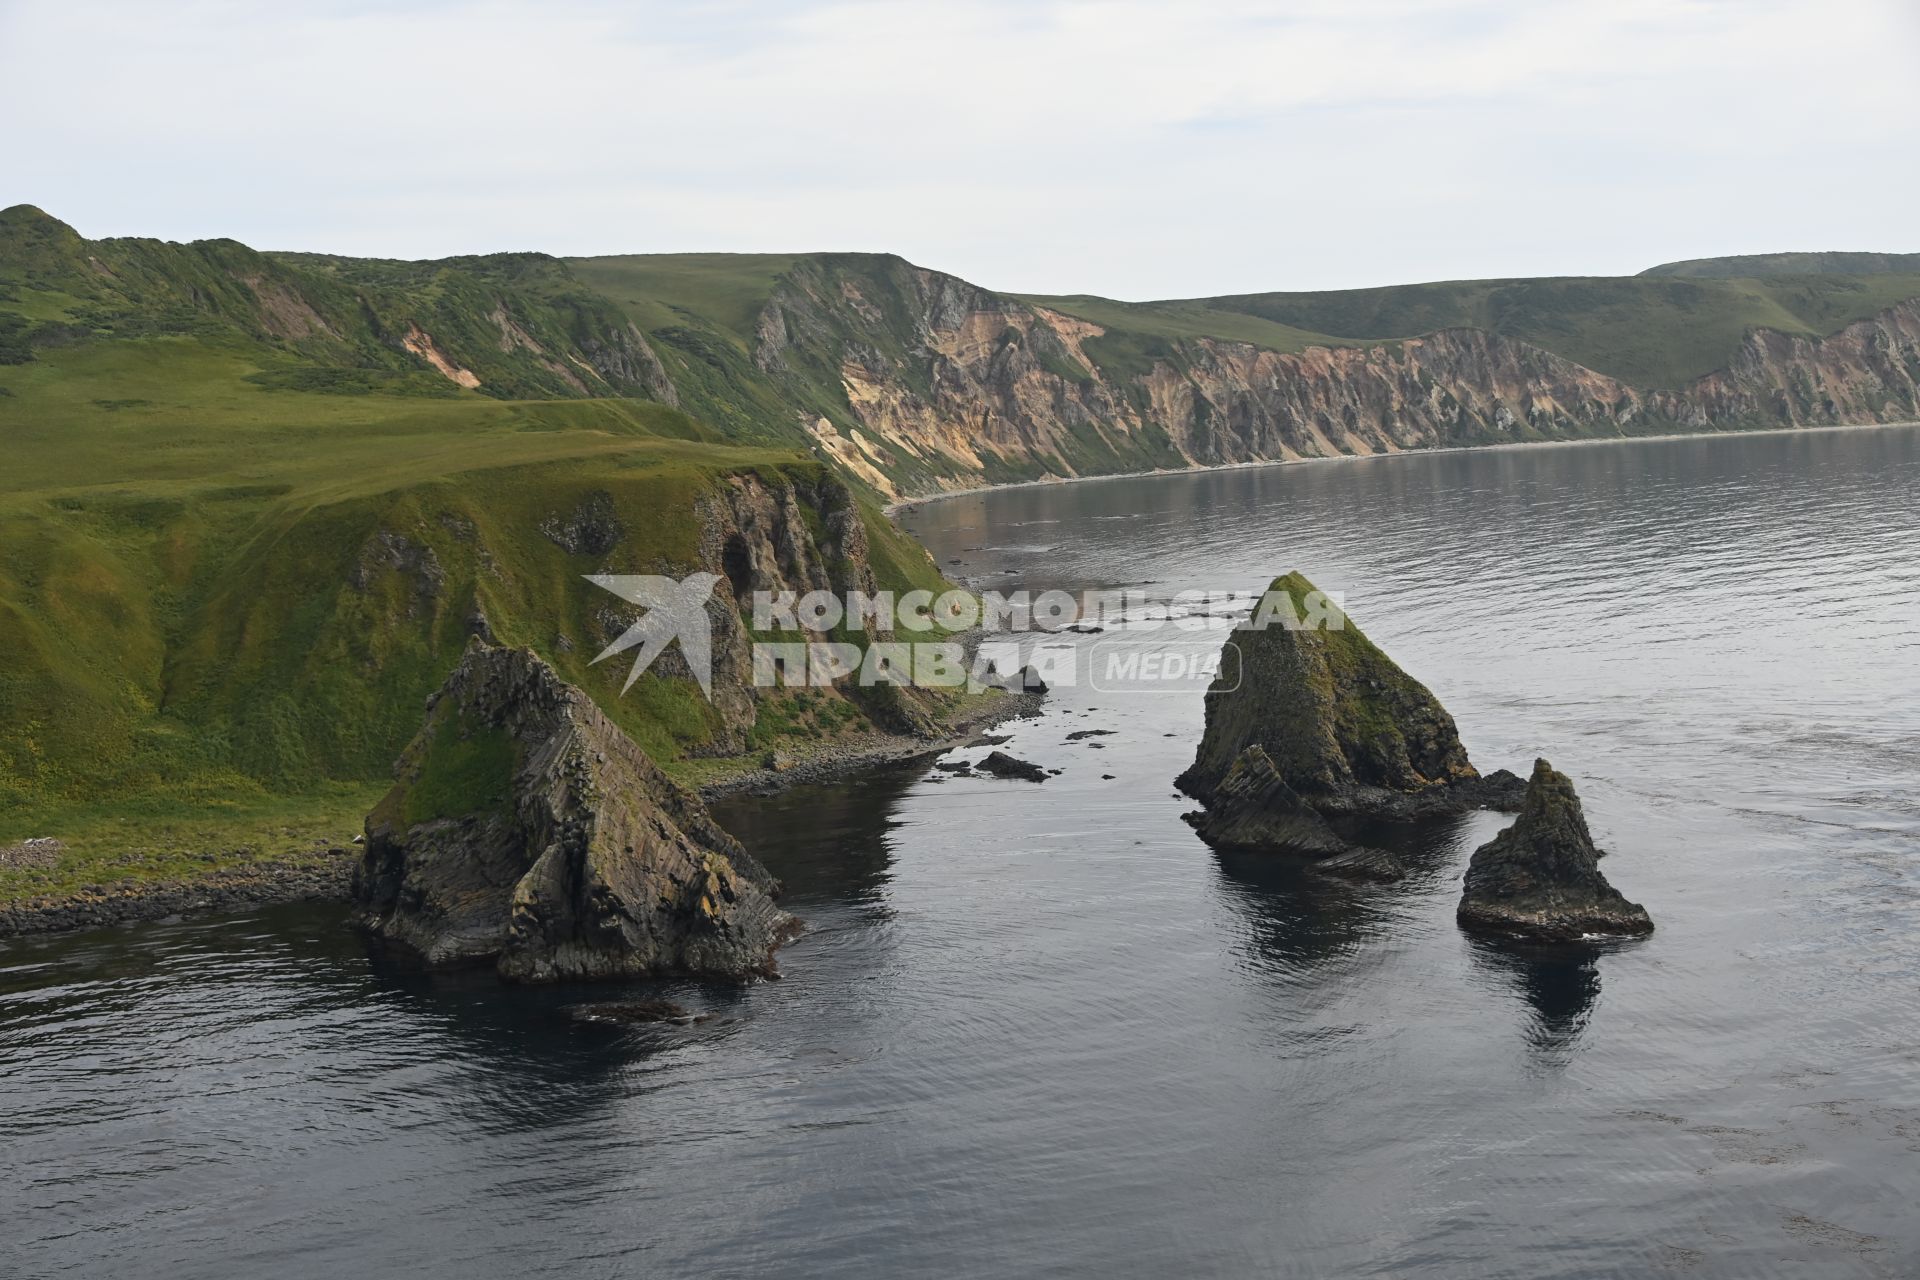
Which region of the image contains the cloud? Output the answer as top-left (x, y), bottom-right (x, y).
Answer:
top-left (2, 0), bottom-right (1916, 296)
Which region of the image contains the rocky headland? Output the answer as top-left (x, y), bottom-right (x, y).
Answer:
top-left (354, 640), bottom-right (796, 981)
top-left (1458, 758), bottom-right (1654, 941)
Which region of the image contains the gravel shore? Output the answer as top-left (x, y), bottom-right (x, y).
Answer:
top-left (0, 850), bottom-right (358, 939)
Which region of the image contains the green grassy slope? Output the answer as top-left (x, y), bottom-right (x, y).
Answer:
top-left (1643, 252), bottom-right (1920, 278)
top-left (0, 323), bottom-right (942, 896)
top-left (1018, 293), bottom-right (1362, 353)
top-left (569, 252), bottom-right (800, 341)
top-left (0, 203), bottom-right (695, 406)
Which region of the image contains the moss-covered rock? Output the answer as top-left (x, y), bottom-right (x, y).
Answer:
top-left (354, 640), bottom-right (794, 981)
top-left (1178, 571), bottom-right (1519, 819)
top-left (1457, 758), bottom-right (1653, 941)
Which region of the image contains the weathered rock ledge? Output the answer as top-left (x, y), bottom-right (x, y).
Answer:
top-left (1458, 758), bottom-right (1653, 941)
top-left (355, 640), bottom-right (795, 981)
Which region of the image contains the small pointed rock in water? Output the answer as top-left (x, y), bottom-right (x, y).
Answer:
top-left (1457, 758), bottom-right (1653, 941)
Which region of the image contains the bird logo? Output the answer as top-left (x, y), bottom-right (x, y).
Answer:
top-left (583, 572), bottom-right (723, 699)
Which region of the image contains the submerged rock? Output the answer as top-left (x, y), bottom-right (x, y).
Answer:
top-left (1311, 843), bottom-right (1408, 884)
top-left (1178, 571), bottom-right (1522, 820)
top-left (567, 1000), bottom-right (699, 1025)
top-left (354, 640), bottom-right (794, 982)
top-left (1457, 759), bottom-right (1653, 941)
top-left (977, 750), bottom-right (1048, 782)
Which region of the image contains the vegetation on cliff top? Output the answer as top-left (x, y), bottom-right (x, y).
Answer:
top-left (0, 246), bottom-right (950, 898)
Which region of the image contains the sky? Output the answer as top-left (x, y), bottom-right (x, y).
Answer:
top-left (3, 0), bottom-right (1917, 299)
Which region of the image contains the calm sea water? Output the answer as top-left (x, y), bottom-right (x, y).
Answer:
top-left (5, 427), bottom-right (1919, 1278)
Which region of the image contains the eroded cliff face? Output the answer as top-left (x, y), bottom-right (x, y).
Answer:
top-left (684, 469), bottom-right (936, 754)
top-left (750, 258), bottom-right (1920, 498)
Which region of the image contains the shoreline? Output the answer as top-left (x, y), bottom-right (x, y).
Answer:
top-left (882, 418), bottom-right (1920, 513)
top-left (697, 688), bottom-right (1043, 800)
top-left (0, 849), bottom-right (358, 940)
top-left (0, 691), bottom-right (1044, 942)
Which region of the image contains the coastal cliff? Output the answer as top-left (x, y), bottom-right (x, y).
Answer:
top-left (748, 256), bottom-right (1920, 497)
top-left (8, 205), bottom-right (1919, 504)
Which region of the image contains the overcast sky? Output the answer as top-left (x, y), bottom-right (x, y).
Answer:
top-left (3, 0), bottom-right (1916, 298)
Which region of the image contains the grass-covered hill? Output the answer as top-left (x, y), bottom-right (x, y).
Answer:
top-left (1641, 251), bottom-right (1920, 279)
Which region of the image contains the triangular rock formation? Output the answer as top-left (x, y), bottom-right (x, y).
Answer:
top-left (354, 640), bottom-right (794, 981)
top-left (1179, 571), bottom-right (1523, 823)
top-left (1458, 759), bottom-right (1653, 940)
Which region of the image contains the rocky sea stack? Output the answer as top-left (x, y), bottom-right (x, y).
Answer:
top-left (1458, 759), bottom-right (1653, 941)
top-left (1178, 571), bottom-right (1523, 822)
top-left (354, 640), bottom-right (794, 981)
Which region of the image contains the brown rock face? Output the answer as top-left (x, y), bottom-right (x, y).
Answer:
top-left (1458, 759), bottom-right (1653, 941)
top-left (748, 256), bottom-right (1920, 498)
top-left (354, 641), bottom-right (794, 981)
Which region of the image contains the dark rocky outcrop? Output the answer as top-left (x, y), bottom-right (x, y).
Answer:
top-left (977, 750), bottom-right (1047, 782)
top-left (354, 640), bottom-right (794, 981)
top-left (1178, 572), bottom-right (1522, 819)
top-left (1182, 745), bottom-right (1349, 856)
top-left (1457, 759), bottom-right (1653, 941)
top-left (539, 490), bottom-right (625, 555)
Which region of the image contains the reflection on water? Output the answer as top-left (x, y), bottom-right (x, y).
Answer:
top-left (6, 427), bottom-right (1920, 1279)
top-left (709, 760), bottom-right (921, 908)
top-left (1465, 938), bottom-right (1604, 1060)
